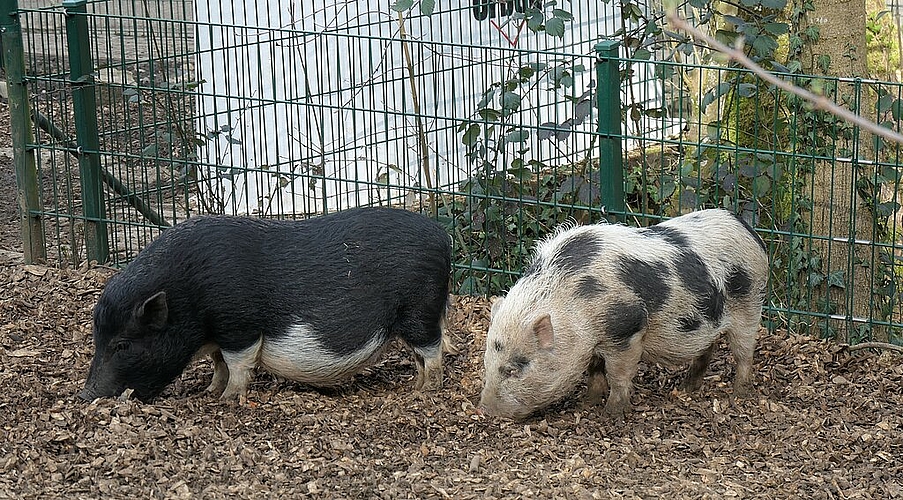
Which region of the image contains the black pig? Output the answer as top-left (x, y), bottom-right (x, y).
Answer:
top-left (80, 207), bottom-right (452, 401)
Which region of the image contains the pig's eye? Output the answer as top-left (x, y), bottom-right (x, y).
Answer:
top-left (110, 339), bottom-right (131, 353)
top-left (501, 356), bottom-right (530, 378)
top-left (492, 340), bottom-right (503, 352)
top-left (501, 365), bottom-right (519, 378)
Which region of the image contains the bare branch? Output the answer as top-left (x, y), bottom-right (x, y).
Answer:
top-left (845, 341), bottom-right (903, 354)
top-left (666, 12), bottom-right (903, 146)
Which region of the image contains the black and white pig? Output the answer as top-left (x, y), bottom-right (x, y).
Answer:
top-left (80, 207), bottom-right (453, 402)
top-left (479, 209), bottom-right (768, 420)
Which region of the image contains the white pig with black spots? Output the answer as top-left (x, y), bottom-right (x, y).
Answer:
top-left (479, 209), bottom-right (768, 420)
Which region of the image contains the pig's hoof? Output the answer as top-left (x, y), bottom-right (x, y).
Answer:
top-left (219, 386), bottom-right (249, 402)
top-left (584, 391), bottom-right (606, 407)
top-left (205, 380), bottom-right (227, 396)
top-left (678, 377), bottom-right (704, 393)
top-left (732, 382), bottom-right (753, 398)
top-left (415, 372), bottom-right (443, 392)
top-left (602, 401), bottom-right (629, 421)
top-left (441, 334), bottom-right (459, 356)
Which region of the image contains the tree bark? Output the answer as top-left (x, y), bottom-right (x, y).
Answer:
top-left (801, 0), bottom-right (882, 340)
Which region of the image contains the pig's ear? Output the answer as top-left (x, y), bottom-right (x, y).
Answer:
top-left (532, 314), bottom-right (554, 350)
top-left (136, 291), bottom-right (168, 330)
top-left (489, 296), bottom-right (505, 319)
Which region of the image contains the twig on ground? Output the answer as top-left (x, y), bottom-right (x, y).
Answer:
top-left (844, 341), bottom-right (903, 354)
top-left (666, 12), bottom-right (903, 146)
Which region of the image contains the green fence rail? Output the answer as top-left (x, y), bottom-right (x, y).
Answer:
top-left (4, 0), bottom-right (903, 345)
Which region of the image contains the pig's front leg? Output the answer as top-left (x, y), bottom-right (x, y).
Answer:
top-left (220, 337), bottom-right (263, 400)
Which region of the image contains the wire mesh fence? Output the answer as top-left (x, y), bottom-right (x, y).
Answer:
top-left (5, 0), bottom-right (903, 344)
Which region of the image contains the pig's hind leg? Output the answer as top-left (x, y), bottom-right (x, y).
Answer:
top-left (411, 343), bottom-right (443, 391)
top-left (397, 312), bottom-right (448, 391)
top-left (724, 308), bottom-right (761, 396)
top-left (393, 297), bottom-right (456, 391)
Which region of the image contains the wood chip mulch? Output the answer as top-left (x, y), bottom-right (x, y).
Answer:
top-left (0, 254), bottom-right (901, 499)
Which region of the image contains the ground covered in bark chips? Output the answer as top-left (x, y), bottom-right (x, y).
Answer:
top-left (1, 96), bottom-right (902, 497)
top-left (0, 253), bottom-right (900, 498)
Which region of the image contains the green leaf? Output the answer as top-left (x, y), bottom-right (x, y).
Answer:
top-left (462, 123), bottom-right (480, 146)
top-left (752, 35), bottom-right (778, 57)
top-left (656, 181), bottom-right (677, 203)
top-left (752, 175), bottom-right (772, 196)
top-left (537, 122), bottom-right (557, 141)
top-left (526, 10), bottom-right (544, 31)
top-left (723, 15), bottom-right (745, 27)
top-left (559, 74), bottom-right (574, 88)
top-left (891, 100), bottom-right (903, 121)
top-left (478, 108), bottom-right (501, 122)
top-left (737, 83), bottom-right (758, 97)
top-left (760, 0), bottom-right (787, 8)
top-left (827, 270), bottom-right (846, 289)
top-left (142, 144), bottom-right (158, 156)
top-left (878, 94), bottom-right (895, 113)
top-left (808, 272), bottom-right (824, 288)
top-left (633, 47), bottom-right (652, 60)
top-left (390, 0), bottom-right (414, 12)
top-left (702, 82), bottom-right (733, 109)
top-left (545, 17), bottom-right (566, 38)
top-left (763, 22), bottom-right (789, 35)
top-left (518, 65), bottom-right (536, 79)
top-left (877, 201), bottom-right (901, 217)
top-left (501, 92), bottom-right (521, 111)
top-left (505, 129), bottom-right (531, 143)
top-left (552, 9), bottom-right (573, 21)
top-left (714, 29), bottom-right (739, 47)
top-left (420, 0), bottom-right (435, 15)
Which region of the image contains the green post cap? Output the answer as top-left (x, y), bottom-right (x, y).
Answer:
top-left (594, 40), bottom-right (620, 54)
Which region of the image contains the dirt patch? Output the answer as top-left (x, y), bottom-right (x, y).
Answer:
top-left (0, 256), bottom-right (901, 498)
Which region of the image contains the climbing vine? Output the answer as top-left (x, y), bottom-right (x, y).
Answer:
top-left (394, 0), bottom-right (903, 343)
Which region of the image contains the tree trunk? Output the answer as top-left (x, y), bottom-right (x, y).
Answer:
top-left (800, 0), bottom-right (882, 341)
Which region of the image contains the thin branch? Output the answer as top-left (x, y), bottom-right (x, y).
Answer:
top-left (397, 11), bottom-right (437, 216)
top-left (845, 341), bottom-right (903, 354)
top-left (666, 12), bottom-right (903, 146)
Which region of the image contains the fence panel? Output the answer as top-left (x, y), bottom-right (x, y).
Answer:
top-left (6, 0), bottom-right (903, 343)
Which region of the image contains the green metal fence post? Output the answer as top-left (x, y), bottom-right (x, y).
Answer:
top-left (595, 40), bottom-right (625, 222)
top-left (63, 0), bottom-right (108, 263)
top-left (1, 0), bottom-right (45, 263)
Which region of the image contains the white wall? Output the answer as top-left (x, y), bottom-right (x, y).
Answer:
top-left (194, 0), bottom-right (671, 215)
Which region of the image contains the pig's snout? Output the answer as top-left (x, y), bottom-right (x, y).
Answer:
top-left (78, 387), bottom-right (97, 401)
